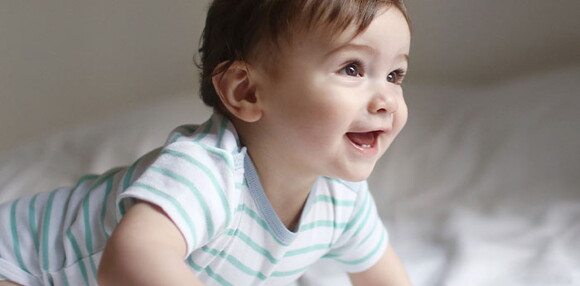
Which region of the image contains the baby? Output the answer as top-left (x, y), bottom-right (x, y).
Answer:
top-left (0, 0), bottom-right (412, 285)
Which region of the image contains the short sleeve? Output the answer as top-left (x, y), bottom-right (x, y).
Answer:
top-left (326, 182), bottom-right (389, 273)
top-left (118, 142), bottom-right (236, 257)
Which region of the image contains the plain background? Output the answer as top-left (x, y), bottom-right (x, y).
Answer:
top-left (1, 0), bottom-right (580, 153)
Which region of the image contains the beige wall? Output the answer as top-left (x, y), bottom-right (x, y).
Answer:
top-left (2, 0), bottom-right (580, 153)
top-left (0, 1), bottom-right (210, 152)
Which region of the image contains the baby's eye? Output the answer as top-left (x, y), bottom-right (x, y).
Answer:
top-left (339, 62), bottom-right (363, 77)
top-left (387, 69), bottom-right (406, 85)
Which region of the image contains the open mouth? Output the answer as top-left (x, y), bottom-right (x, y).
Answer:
top-left (346, 131), bottom-right (382, 149)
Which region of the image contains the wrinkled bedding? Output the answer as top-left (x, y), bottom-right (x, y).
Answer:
top-left (1, 67), bottom-right (579, 285)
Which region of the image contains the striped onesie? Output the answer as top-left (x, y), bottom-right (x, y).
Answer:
top-left (0, 112), bottom-right (388, 286)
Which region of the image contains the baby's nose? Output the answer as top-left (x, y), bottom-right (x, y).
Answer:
top-left (368, 86), bottom-right (399, 114)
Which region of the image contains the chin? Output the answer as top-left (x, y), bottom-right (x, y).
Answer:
top-left (334, 165), bottom-right (376, 182)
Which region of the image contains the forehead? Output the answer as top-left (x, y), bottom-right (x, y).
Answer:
top-left (281, 7), bottom-right (410, 62)
top-left (346, 7), bottom-right (411, 55)
top-left (249, 6), bottom-right (410, 78)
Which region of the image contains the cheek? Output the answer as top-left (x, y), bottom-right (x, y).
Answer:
top-left (279, 102), bottom-right (348, 149)
top-left (394, 101), bottom-right (409, 133)
top-left (277, 88), bottom-right (347, 125)
top-left (291, 106), bottom-right (345, 138)
top-left (263, 76), bottom-right (357, 139)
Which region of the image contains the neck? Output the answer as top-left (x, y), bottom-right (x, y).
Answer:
top-left (251, 148), bottom-right (316, 230)
top-left (235, 120), bottom-right (317, 230)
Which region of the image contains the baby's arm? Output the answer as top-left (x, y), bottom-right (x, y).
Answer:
top-left (348, 245), bottom-right (412, 286)
top-left (97, 202), bottom-right (204, 286)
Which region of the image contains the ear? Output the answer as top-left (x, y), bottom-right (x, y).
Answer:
top-left (212, 61), bottom-right (262, 122)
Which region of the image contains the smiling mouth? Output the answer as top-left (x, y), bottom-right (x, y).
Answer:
top-left (346, 131), bottom-right (382, 149)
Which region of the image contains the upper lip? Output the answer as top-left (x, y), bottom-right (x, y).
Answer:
top-left (347, 127), bottom-right (389, 134)
top-left (348, 119), bottom-right (392, 134)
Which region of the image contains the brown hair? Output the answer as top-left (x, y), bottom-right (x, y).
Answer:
top-left (198, 0), bottom-right (410, 112)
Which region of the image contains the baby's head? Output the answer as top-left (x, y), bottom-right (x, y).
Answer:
top-left (199, 0), bottom-right (410, 113)
top-left (198, 0), bottom-right (411, 181)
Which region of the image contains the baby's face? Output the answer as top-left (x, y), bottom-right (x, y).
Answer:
top-left (252, 7), bottom-right (410, 182)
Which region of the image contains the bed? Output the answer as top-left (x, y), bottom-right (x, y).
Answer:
top-left (1, 65), bottom-right (579, 285)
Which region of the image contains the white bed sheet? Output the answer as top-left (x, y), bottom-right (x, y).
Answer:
top-left (369, 67), bottom-right (580, 285)
top-left (1, 67), bottom-right (579, 285)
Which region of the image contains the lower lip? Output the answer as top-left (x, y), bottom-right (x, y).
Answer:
top-left (346, 135), bottom-right (380, 156)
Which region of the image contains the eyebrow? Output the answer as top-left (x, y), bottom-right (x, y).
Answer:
top-left (324, 43), bottom-right (377, 59)
top-left (399, 53), bottom-right (410, 65)
top-left (325, 43), bottom-right (409, 65)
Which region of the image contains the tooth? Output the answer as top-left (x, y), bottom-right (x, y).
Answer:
top-left (361, 144), bottom-right (371, 148)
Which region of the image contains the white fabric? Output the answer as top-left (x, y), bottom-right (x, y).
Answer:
top-left (119, 113), bottom-right (388, 285)
top-left (1, 65), bottom-right (580, 285)
top-left (0, 109), bottom-right (387, 285)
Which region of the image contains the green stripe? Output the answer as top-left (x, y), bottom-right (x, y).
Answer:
top-left (238, 205), bottom-right (288, 246)
top-left (235, 204), bottom-right (245, 211)
top-left (10, 199), bottom-right (30, 273)
top-left (132, 182), bottom-right (199, 247)
top-left (118, 200), bottom-right (127, 218)
top-left (77, 174), bottom-right (100, 186)
top-left (349, 196), bottom-right (374, 244)
top-left (205, 266), bottom-right (233, 286)
top-left (81, 181), bottom-right (101, 277)
top-left (60, 271), bottom-right (70, 286)
top-left (168, 125), bottom-right (199, 144)
top-left (100, 178), bottom-right (114, 239)
top-left (336, 229), bottom-right (386, 265)
top-left (199, 243), bottom-right (319, 279)
top-left (195, 116), bottom-right (214, 142)
top-left (272, 265), bottom-right (310, 277)
top-left (320, 191), bottom-right (374, 260)
top-left (150, 166), bottom-right (215, 238)
top-left (201, 246), bottom-right (267, 280)
top-left (184, 125), bottom-right (198, 133)
top-left (82, 189), bottom-right (94, 254)
top-left (89, 167), bottom-right (122, 192)
top-left (88, 255), bottom-right (99, 283)
top-left (343, 190), bottom-right (371, 233)
top-left (121, 156), bottom-right (150, 217)
top-left (322, 253), bottom-right (341, 259)
top-left (284, 243), bottom-right (332, 257)
top-left (169, 134), bottom-right (182, 143)
top-left (314, 195), bottom-right (356, 206)
top-left (122, 158), bottom-right (139, 190)
top-left (162, 149), bottom-right (231, 227)
top-left (65, 232), bottom-right (90, 286)
top-left (225, 229), bottom-right (279, 264)
top-left (301, 220), bottom-right (348, 231)
top-left (216, 114), bottom-right (228, 147)
top-left (197, 144), bottom-right (235, 171)
top-left (28, 194), bottom-right (40, 252)
top-left (321, 192), bottom-right (373, 260)
top-left (187, 257), bottom-right (233, 286)
top-left (355, 215), bottom-right (380, 249)
top-left (186, 257), bottom-right (202, 271)
top-left (41, 191), bottom-right (57, 271)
